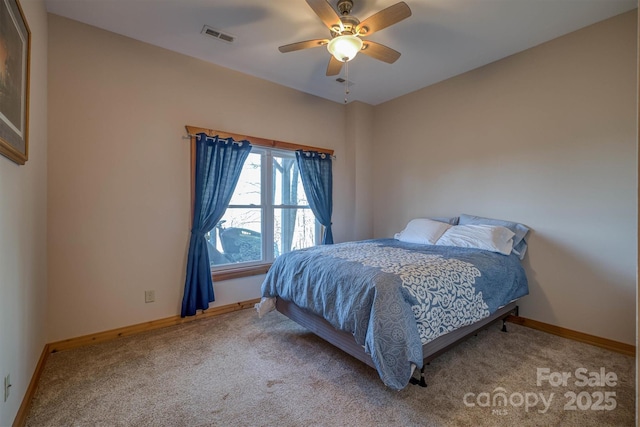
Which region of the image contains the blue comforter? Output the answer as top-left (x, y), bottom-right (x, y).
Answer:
top-left (260, 239), bottom-right (528, 390)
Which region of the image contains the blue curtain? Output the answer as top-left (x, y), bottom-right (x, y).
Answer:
top-left (181, 133), bottom-right (252, 317)
top-left (295, 150), bottom-right (334, 244)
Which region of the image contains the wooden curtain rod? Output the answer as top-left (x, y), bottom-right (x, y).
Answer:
top-left (185, 125), bottom-right (335, 156)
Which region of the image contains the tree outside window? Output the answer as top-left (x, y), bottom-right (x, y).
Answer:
top-left (206, 148), bottom-right (319, 268)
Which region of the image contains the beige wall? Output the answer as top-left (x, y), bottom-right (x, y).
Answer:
top-left (346, 101), bottom-right (375, 241)
top-left (636, 8), bottom-right (640, 414)
top-left (0, 0), bottom-right (48, 424)
top-left (47, 9), bottom-right (637, 348)
top-left (373, 11), bottom-right (637, 345)
top-left (47, 14), bottom-right (362, 342)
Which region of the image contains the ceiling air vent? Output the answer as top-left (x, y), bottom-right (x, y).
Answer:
top-left (201, 26), bottom-right (235, 44)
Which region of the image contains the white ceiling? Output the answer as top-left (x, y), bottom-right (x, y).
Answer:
top-left (44, 0), bottom-right (637, 105)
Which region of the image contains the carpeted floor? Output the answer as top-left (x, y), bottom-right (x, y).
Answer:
top-left (26, 309), bottom-right (635, 426)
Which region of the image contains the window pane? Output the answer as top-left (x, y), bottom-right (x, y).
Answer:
top-left (206, 208), bottom-right (262, 266)
top-left (229, 152), bottom-right (261, 206)
top-left (273, 156), bottom-right (309, 206)
top-left (274, 208), bottom-right (316, 256)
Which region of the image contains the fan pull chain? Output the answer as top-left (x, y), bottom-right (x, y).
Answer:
top-left (344, 60), bottom-right (350, 104)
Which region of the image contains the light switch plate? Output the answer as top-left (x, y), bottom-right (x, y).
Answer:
top-left (4, 374), bottom-right (10, 402)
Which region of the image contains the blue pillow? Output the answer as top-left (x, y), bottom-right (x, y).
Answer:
top-left (430, 216), bottom-right (459, 225)
top-left (458, 214), bottom-right (529, 259)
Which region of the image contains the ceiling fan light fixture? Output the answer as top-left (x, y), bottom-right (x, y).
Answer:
top-left (327, 35), bottom-right (363, 62)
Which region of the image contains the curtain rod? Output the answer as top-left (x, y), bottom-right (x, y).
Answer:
top-left (183, 126), bottom-right (335, 158)
top-left (184, 134), bottom-right (337, 159)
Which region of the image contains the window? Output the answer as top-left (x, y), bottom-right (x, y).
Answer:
top-left (205, 147), bottom-right (320, 271)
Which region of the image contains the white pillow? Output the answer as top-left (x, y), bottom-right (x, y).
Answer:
top-left (435, 224), bottom-right (515, 255)
top-left (394, 218), bottom-right (452, 245)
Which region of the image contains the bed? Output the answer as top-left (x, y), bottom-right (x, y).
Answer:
top-left (258, 225), bottom-right (529, 390)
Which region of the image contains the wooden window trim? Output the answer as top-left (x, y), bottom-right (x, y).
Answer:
top-left (211, 264), bottom-right (272, 282)
top-left (186, 126), bottom-right (334, 156)
top-left (186, 125), bottom-right (332, 281)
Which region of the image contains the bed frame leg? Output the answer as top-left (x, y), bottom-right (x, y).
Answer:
top-left (409, 365), bottom-right (428, 388)
top-left (501, 305), bottom-right (519, 333)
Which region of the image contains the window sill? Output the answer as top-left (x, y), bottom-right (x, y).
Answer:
top-left (211, 264), bottom-right (272, 282)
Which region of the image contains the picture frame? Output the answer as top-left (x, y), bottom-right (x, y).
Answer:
top-left (0, 0), bottom-right (30, 165)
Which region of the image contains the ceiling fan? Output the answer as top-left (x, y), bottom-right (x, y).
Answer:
top-left (278, 0), bottom-right (412, 76)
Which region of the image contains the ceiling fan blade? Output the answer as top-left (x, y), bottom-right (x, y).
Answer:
top-left (360, 41), bottom-right (401, 64)
top-left (356, 2), bottom-right (412, 36)
top-left (326, 56), bottom-right (343, 76)
top-left (306, 0), bottom-right (341, 30)
top-left (279, 39), bottom-right (330, 53)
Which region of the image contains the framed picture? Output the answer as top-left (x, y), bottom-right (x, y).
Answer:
top-left (0, 0), bottom-right (30, 165)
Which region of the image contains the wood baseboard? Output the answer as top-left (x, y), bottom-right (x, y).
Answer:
top-left (507, 315), bottom-right (635, 357)
top-left (12, 344), bottom-right (50, 427)
top-left (13, 299), bottom-right (260, 427)
top-left (49, 298), bottom-right (261, 353)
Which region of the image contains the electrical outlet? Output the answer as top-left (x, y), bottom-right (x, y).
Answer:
top-left (144, 290), bottom-right (155, 303)
top-left (4, 374), bottom-right (10, 402)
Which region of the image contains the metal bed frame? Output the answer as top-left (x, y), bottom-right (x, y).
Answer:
top-left (276, 298), bottom-right (519, 387)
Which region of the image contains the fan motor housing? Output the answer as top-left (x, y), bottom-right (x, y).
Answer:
top-left (331, 15), bottom-right (360, 37)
